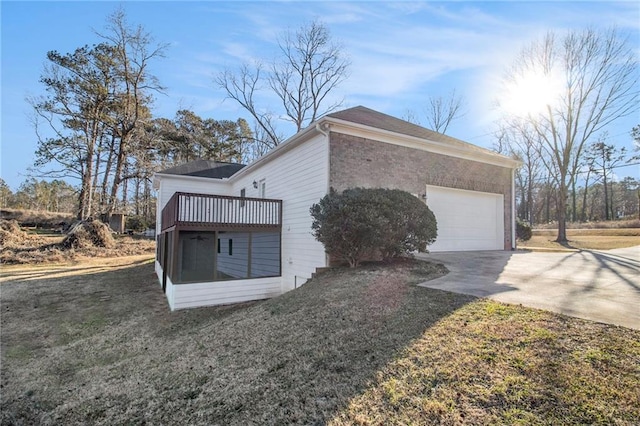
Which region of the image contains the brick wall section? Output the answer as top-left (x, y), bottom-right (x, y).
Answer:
top-left (329, 132), bottom-right (514, 250)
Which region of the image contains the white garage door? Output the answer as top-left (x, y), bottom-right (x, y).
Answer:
top-left (426, 185), bottom-right (504, 252)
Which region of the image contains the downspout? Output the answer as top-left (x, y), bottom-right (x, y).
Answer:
top-left (316, 121), bottom-right (331, 268)
top-left (511, 168), bottom-right (517, 250)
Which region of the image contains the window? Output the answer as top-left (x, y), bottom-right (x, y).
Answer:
top-left (240, 188), bottom-right (246, 207)
top-left (172, 230), bottom-right (281, 283)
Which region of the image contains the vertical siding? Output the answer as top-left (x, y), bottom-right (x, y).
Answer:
top-left (217, 233), bottom-right (250, 278)
top-left (230, 134), bottom-right (329, 292)
top-left (250, 233), bottom-right (280, 277)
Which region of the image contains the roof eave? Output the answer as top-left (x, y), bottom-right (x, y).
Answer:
top-left (152, 172), bottom-right (232, 190)
top-left (322, 116), bottom-right (522, 169)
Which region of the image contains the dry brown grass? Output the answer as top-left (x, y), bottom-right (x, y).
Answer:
top-left (536, 219), bottom-right (640, 230)
top-left (2, 257), bottom-right (638, 425)
top-left (0, 208), bottom-right (73, 227)
top-left (0, 221), bottom-right (154, 265)
top-left (520, 228), bottom-right (640, 250)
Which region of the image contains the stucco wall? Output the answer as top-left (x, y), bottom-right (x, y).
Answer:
top-left (328, 132), bottom-right (514, 249)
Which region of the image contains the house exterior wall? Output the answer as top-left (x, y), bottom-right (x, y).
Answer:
top-left (229, 133), bottom-right (329, 292)
top-left (217, 232), bottom-right (250, 278)
top-left (328, 132), bottom-right (514, 249)
top-left (154, 132), bottom-right (330, 309)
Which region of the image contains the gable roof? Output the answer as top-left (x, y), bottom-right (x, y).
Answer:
top-left (325, 105), bottom-right (496, 156)
top-left (159, 160), bottom-right (245, 179)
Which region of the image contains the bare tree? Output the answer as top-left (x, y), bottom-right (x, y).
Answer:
top-left (500, 28), bottom-right (638, 242)
top-left (97, 8), bottom-right (167, 216)
top-left (404, 90), bottom-right (466, 134)
top-left (216, 64), bottom-right (281, 148)
top-left (217, 20), bottom-right (349, 151)
top-left (424, 90), bottom-right (466, 134)
top-left (494, 121), bottom-right (543, 224)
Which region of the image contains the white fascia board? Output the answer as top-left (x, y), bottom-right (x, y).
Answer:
top-left (323, 117), bottom-right (522, 169)
top-left (153, 172), bottom-right (232, 188)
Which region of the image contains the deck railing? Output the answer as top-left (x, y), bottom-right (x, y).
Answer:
top-left (161, 192), bottom-right (282, 231)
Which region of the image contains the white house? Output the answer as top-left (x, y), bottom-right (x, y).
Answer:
top-left (153, 106), bottom-right (520, 310)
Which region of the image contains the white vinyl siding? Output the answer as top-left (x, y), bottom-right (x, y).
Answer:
top-left (155, 133), bottom-right (329, 309)
top-left (250, 233), bottom-right (280, 277)
top-left (426, 185), bottom-right (504, 252)
top-left (230, 133), bottom-right (329, 291)
top-left (155, 268), bottom-right (281, 310)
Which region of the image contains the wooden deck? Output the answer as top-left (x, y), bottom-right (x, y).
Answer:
top-left (161, 192), bottom-right (282, 232)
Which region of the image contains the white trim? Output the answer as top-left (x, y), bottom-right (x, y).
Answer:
top-left (153, 172), bottom-right (231, 190)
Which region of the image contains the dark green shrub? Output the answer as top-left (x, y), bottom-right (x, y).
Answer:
top-left (126, 215), bottom-right (150, 232)
top-left (373, 188), bottom-right (437, 260)
top-left (516, 219), bottom-right (532, 241)
top-left (310, 188), bottom-right (438, 267)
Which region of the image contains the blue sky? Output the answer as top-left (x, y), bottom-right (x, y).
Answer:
top-left (2, 1), bottom-right (639, 191)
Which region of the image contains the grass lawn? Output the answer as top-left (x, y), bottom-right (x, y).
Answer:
top-left (1, 257), bottom-right (639, 425)
top-left (520, 228), bottom-right (640, 250)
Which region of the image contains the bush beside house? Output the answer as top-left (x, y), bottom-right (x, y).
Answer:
top-left (310, 188), bottom-right (437, 267)
top-left (516, 219), bottom-right (532, 241)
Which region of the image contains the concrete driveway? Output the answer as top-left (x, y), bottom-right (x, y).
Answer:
top-left (417, 246), bottom-right (640, 330)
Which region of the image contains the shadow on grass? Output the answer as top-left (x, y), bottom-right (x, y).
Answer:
top-left (0, 258), bottom-right (475, 425)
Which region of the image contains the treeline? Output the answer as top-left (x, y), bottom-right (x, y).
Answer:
top-left (519, 178), bottom-right (639, 225)
top-left (501, 128), bottom-right (640, 226)
top-left (0, 178), bottom-right (76, 213)
top-left (495, 27), bottom-right (638, 237)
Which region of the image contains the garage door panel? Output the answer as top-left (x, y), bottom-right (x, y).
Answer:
top-left (426, 185), bottom-right (504, 252)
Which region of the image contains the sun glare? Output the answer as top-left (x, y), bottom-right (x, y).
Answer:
top-left (502, 71), bottom-right (563, 117)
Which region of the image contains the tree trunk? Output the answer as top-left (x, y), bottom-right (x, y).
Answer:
top-left (555, 183), bottom-right (568, 243)
top-left (527, 171), bottom-right (534, 225)
top-left (107, 134), bottom-right (129, 216)
top-left (603, 172), bottom-right (610, 220)
top-left (571, 178), bottom-right (577, 223)
top-left (609, 181), bottom-right (615, 220)
top-left (100, 135), bottom-right (116, 214)
top-left (581, 170), bottom-right (591, 222)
